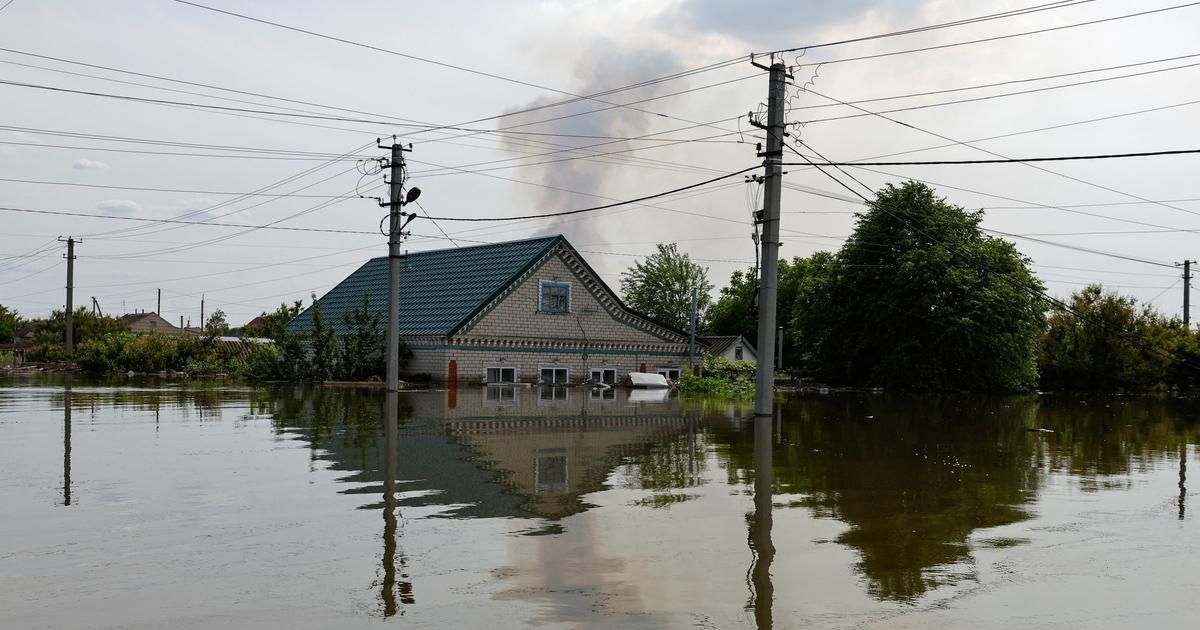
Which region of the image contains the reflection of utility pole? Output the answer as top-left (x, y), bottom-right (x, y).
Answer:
top-left (1180, 444), bottom-right (1188, 521)
top-left (748, 412), bottom-right (775, 628)
top-left (380, 391), bottom-right (413, 615)
top-left (62, 376), bottom-right (73, 506)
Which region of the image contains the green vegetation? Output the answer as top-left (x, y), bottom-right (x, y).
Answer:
top-left (619, 242), bottom-right (713, 331)
top-left (0, 349), bottom-right (13, 367)
top-left (0, 304), bottom-right (20, 341)
top-left (70, 293), bottom-right (402, 381)
top-left (678, 354), bottom-right (756, 396)
top-left (703, 181), bottom-right (1200, 393)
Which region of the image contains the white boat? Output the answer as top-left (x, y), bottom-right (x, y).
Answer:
top-left (627, 372), bottom-right (670, 389)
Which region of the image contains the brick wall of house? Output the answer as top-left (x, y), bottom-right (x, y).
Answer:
top-left (462, 254), bottom-right (682, 345)
top-left (404, 346), bottom-right (688, 384)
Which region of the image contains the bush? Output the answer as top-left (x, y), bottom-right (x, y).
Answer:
top-left (678, 354), bottom-right (756, 397)
top-left (26, 343), bottom-right (68, 363)
top-left (0, 350), bottom-right (13, 367)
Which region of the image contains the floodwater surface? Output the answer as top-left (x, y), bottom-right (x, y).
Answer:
top-left (1, 377), bottom-right (1197, 629)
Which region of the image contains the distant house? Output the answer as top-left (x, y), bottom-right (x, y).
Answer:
top-left (286, 235), bottom-right (705, 385)
top-left (704, 335), bottom-right (757, 365)
top-left (121, 312), bottom-right (181, 335)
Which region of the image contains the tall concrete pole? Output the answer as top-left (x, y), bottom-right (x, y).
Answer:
top-left (200, 295), bottom-right (205, 334)
top-left (688, 288), bottom-right (698, 372)
top-left (60, 236), bottom-right (77, 354)
top-left (754, 62), bottom-right (788, 416)
top-left (385, 143), bottom-right (405, 392)
top-left (157, 288), bottom-right (161, 316)
top-left (1180, 260), bottom-right (1193, 329)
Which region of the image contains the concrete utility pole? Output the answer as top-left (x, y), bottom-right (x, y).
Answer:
top-left (59, 236), bottom-right (78, 354)
top-left (381, 141), bottom-right (418, 392)
top-left (1179, 260), bottom-right (1194, 328)
top-left (200, 295), bottom-right (205, 334)
top-left (750, 61), bottom-right (788, 416)
top-left (157, 289), bottom-right (161, 315)
top-left (688, 288), bottom-right (698, 371)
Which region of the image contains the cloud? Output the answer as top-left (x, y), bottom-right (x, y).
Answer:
top-left (72, 158), bottom-right (108, 170)
top-left (96, 199), bottom-right (141, 215)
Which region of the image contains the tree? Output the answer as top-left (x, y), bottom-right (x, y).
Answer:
top-left (205, 309), bottom-right (229, 336)
top-left (0, 304), bottom-right (21, 341)
top-left (338, 293), bottom-right (386, 380)
top-left (797, 181), bottom-right (1045, 391)
top-left (619, 243), bottom-right (713, 331)
top-left (1038, 284), bottom-right (1192, 391)
top-left (243, 300), bottom-right (303, 340)
top-left (308, 297), bottom-right (336, 382)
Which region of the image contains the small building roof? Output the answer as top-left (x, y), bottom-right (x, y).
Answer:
top-left (704, 335), bottom-right (756, 357)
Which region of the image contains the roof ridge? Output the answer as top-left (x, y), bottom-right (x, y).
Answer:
top-left (364, 234), bottom-right (561, 261)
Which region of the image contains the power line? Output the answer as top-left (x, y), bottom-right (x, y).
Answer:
top-left (774, 1), bottom-right (1200, 68)
top-left (791, 51), bottom-right (1200, 112)
top-left (0, 205), bottom-right (377, 235)
top-left (800, 84), bottom-right (1200, 222)
top-left (421, 166), bottom-right (758, 222)
top-left (169, 0), bottom-right (744, 136)
top-left (783, 148), bottom-right (1200, 166)
top-left (764, 0), bottom-right (1094, 54)
top-left (0, 175), bottom-right (353, 197)
top-left (798, 58), bottom-right (1200, 124)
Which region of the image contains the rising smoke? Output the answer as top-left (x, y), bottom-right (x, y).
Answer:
top-left (497, 43), bottom-right (684, 252)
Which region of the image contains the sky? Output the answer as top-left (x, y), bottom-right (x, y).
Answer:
top-left (2, 0), bottom-right (1199, 327)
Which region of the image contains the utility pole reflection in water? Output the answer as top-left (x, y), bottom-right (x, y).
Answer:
top-left (381, 391), bottom-right (414, 615)
top-left (62, 377), bottom-right (73, 507)
top-left (1180, 444), bottom-right (1188, 521)
top-left (747, 412), bottom-right (775, 628)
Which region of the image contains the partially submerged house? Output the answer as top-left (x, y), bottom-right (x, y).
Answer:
top-left (286, 235), bottom-right (703, 385)
top-left (704, 335), bottom-right (757, 365)
top-left (120, 312), bottom-right (182, 335)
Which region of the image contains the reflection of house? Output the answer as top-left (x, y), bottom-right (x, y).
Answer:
top-left (286, 236), bottom-right (705, 385)
top-left (120, 312), bottom-right (181, 335)
top-left (704, 335), bottom-right (757, 365)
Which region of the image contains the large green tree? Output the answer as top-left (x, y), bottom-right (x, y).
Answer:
top-left (797, 181), bottom-right (1045, 391)
top-left (620, 243), bottom-right (713, 331)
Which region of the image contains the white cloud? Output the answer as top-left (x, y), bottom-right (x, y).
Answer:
top-left (72, 158), bottom-right (108, 170)
top-left (96, 199), bottom-right (141, 215)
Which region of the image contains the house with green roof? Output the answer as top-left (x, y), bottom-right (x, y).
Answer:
top-left (286, 235), bottom-right (702, 385)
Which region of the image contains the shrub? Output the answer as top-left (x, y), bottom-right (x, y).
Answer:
top-left (0, 350), bottom-right (13, 367)
top-left (26, 343), bottom-right (68, 363)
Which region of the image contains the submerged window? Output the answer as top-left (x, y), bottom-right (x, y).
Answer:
top-left (539, 281), bottom-right (570, 313)
top-left (486, 366), bottom-right (516, 384)
top-left (589, 368), bottom-right (617, 385)
top-left (657, 368), bottom-right (681, 381)
top-left (540, 367), bottom-right (568, 384)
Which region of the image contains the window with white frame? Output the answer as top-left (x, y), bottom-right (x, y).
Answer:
top-left (734, 346), bottom-right (743, 360)
top-left (539, 281), bottom-right (571, 314)
top-left (657, 368), bottom-right (681, 381)
top-left (589, 368), bottom-right (616, 385)
top-left (539, 367), bottom-right (568, 384)
top-left (486, 366), bottom-right (517, 384)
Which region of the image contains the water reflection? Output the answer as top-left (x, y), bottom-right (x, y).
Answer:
top-left (747, 413), bottom-right (774, 629)
top-left (62, 377), bottom-right (72, 507)
top-left (379, 390), bottom-right (414, 616)
top-left (5, 375), bottom-right (1198, 626)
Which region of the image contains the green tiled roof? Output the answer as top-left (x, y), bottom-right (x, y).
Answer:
top-left (287, 235), bottom-right (561, 337)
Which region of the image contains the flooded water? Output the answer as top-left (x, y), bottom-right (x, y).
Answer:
top-left (1, 377), bottom-right (1197, 629)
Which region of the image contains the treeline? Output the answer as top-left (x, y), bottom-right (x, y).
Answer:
top-left (4, 295), bottom-right (402, 381)
top-left (706, 182), bottom-right (1200, 393)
